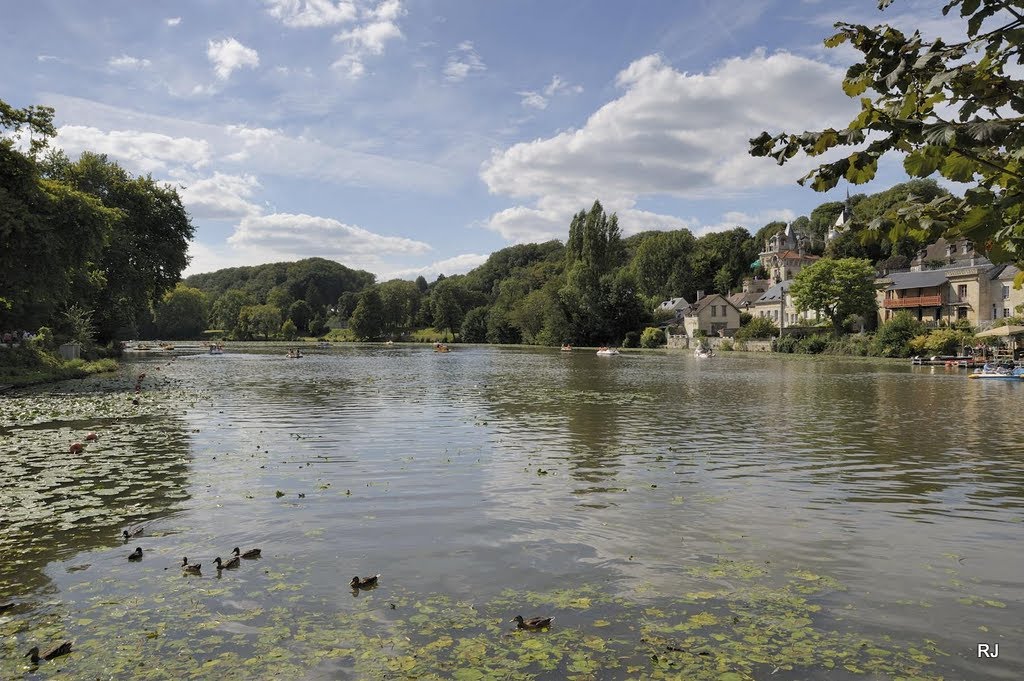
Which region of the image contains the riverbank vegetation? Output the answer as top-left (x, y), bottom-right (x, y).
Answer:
top-left (1, 97), bottom-right (195, 379)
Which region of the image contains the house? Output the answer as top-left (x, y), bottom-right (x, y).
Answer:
top-left (657, 296), bottom-right (691, 317)
top-left (875, 240), bottom-right (1024, 327)
top-left (678, 293), bottom-right (741, 337)
top-left (758, 223), bottom-right (819, 283)
top-left (728, 277), bottom-right (770, 313)
top-left (749, 280), bottom-right (821, 328)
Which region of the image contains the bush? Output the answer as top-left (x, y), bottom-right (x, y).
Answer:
top-left (460, 306), bottom-right (489, 343)
top-left (281, 319), bottom-right (298, 341)
top-left (720, 339), bottom-right (734, 351)
top-left (739, 311), bottom-right (753, 326)
top-left (797, 333), bottom-right (830, 354)
top-left (33, 326), bottom-right (55, 350)
top-left (640, 327), bottom-right (665, 348)
top-left (622, 330), bottom-right (640, 348)
top-left (874, 312), bottom-right (925, 357)
top-left (736, 316), bottom-right (779, 341)
top-left (772, 334), bottom-right (799, 353)
top-left (823, 334), bottom-right (873, 356)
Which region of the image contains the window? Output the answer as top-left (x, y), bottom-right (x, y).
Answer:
top-left (721, 305), bottom-right (727, 317)
top-left (1004, 285), bottom-right (1011, 299)
top-left (993, 304), bottom-right (998, 319)
top-left (957, 284), bottom-right (968, 298)
top-left (1005, 308), bottom-right (1011, 318)
top-left (710, 305), bottom-right (717, 317)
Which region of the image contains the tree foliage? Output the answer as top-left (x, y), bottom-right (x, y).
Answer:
top-left (154, 285), bottom-right (208, 339)
top-left (790, 258), bottom-right (878, 334)
top-left (750, 0), bottom-right (1024, 283)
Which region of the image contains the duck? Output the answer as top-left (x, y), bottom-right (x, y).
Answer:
top-left (350, 574), bottom-right (380, 589)
top-left (214, 555), bottom-right (240, 570)
top-left (85, 432), bottom-right (98, 441)
top-left (25, 641), bottom-right (73, 665)
top-left (232, 547), bottom-right (261, 559)
top-left (69, 442), bottom-right (84, 454)
top-left (181, 557), bottom-right (202, 574)
top-left (511, 615), bottom-right (554, 630)
top-left (128, 547), bottom-right (143, 561)
top-left (122, 525), bottom-right (144, 540)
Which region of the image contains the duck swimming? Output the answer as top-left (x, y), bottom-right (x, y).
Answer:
top-left (214, 555), bottom-right (240, 570)
top-left (128, 547), bottom-right (143, 561)
top-left (25, 641), bottom-right (73, 664)
top-left (181, 557), bottom-right (202, 574)
top-left (350, 574), bottom-right (380, 589)
top-left (511, 615), bottom-right (554, 630)
top-left (232, 547), bottom-right (261, 559)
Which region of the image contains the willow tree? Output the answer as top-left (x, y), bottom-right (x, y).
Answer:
top-left (750, 0), bottom-right (1024, 285)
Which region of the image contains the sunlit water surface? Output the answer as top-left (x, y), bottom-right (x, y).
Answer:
top-left (1, 345), bottom-right (1021, 679)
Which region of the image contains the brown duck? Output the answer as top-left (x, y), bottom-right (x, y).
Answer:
top-left (25, 641), bottom-right (73, 664)
top-left (128, 547), bottom-right (143, 561)
top-left (214, 555), bottom-right (240, 570)
top-left (350, 574), bottom-right (380, 589)
top-left (232, 546), bottom-right (261, 559)
top-left (181, 557), bottom-right (202, 574)
top-left (511, 615), bottom-right (554, 630)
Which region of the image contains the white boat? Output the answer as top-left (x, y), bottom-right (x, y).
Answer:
top-left (694, 347), bottom-right (713, 358)
top-left (968, 365), bottom-right (1023, 380)
top-left (208, 346), bottom-right (223, 355)
top-left (596, 347), bottom-right (619, 356)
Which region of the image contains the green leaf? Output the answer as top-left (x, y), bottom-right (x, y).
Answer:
top-left (903, 146), bottom-right (944, 177)
top-left (940, 151), bottom-right (977, 182)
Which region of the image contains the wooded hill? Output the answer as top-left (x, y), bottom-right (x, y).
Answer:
top-left (179, 179), bottom-right (952, 345)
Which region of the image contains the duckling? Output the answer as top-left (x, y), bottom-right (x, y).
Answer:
top-left (213, 555), bottom-right (240, 570)
top-left (181, 557), bottom-right (202, 574)
top-left (350, 574), bottom-right (380, 589)
top-left (128, 547), bottom-right (143, 561)
top-left (25, 641), bottom-right (73, 664)
top-left (232, 547), bottom-right (261, 559)
top-left (511, 615), bottom-right (554, 630)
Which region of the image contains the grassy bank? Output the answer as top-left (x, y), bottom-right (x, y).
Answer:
top-left (0, 345), bottom-right (118, 389)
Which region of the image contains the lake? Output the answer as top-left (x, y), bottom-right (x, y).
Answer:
top-left (1, 345), bottom-right (1021, 680)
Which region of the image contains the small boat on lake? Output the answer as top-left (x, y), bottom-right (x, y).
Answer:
top-left (968, 364), bottom-right (1024, 380)
top-left (434, 343), bottom-right (451, 353)
top-left (596, 347), bottom-right (619, 356)
top-left (560, 344), bottom-right (572, 352)
top-left (694, 346), bottom-right (713, 358)
top-left (287, 349), bottom-right (304, 359)
top-left (208, 344), bottom-right (224, 355)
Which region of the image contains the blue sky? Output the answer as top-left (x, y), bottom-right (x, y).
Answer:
top-left (2, 0), bottom-right (965, 279)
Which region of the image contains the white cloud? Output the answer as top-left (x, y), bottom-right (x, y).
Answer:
top-left (178, 172), bottom-right (263, 219)
top-left (444, 41), bottom-right (485, 82)
top-left (37, 54), bottom-right (59, 62)
top-left (55, 125), bottom-right (212, 173)
top-left (331, 0), bottom-right (405, 78)
top-left (165, 17), bottom-right (182, 27)
top-left (108, 54), bottom-right (151, 69)
top-left (517, 74), bottom-right (583, 109)
top-left (227, 212), bottom-right (432, 267)
top-left (385, 253), bottom-right (489, 280)
top-left (265, 0), bottom-right (356, 27)
top-left (481, 51), bottom-right (857, 241)
top-left (207, 37), bottom-right (259, 80)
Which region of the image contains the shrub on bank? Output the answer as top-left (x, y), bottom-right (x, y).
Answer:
top-left (874, 312), bottom-right (925, 357)
top-left (640, 327), bottom-right (665, 348)
top-left (736, 316), bottom-right (779, 341)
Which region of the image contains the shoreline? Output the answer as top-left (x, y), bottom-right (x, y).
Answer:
top-left (0, 358), bottom-right (119, 392)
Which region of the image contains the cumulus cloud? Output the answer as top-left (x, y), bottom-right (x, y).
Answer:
top-left (481, 50), bottom-right (856, 241)
top-left (207, 37), bottom-right (260, 80)
top-left (228, 212), bottom-right (432, 263)
top-left (518, 74), bottom-right (583, 109)
top-left (331, 0), bottom-right (405, 78)
top-left (55, 125), bottom-right (211, 173)
top-left (178, 172), bottom-right (263, 219)
top-left (385, 253), bottom-right (489, 280)
top-left (165, 17), bottom-right (181, 27)
top-left (108, 54), bottom-right (151, 69)
top-left (444, 41), bottom-right (486, 82)
top-left (265, 0), bottom-right (356, 27)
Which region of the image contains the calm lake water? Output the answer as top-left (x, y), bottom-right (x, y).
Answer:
top-left (1, 345), bottom-right (1021, 680)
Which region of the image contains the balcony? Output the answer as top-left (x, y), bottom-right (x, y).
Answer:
top-left (883, 295), bottom-right (942, 309)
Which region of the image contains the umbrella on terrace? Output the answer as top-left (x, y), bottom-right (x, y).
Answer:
top-left (974, 325), bottom-right (1024, 339)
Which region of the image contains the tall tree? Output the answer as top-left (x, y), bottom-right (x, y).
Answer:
top-left (288, 300), bottom-right (313, 334)
top-left (212, 289), bottom-right (253, 336)
top-left (750, 0), bottom-right (1024, 283)
top-left (789, 258), bottom-right (878, 334)
top-left (154, 285), bottom-right (208, 339)
top-left (349, 288), bottom-right (385, 340)
top-left (431, 278), bottom-right (464, 339)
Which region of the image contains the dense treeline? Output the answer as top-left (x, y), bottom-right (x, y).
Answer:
top-left (1, 98), bottom-right (194, 351)
top-left (186, 184), bottom-right (949, 346)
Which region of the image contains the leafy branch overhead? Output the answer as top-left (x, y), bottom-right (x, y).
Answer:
top-left (749, 0), bottom-right (1024, 282)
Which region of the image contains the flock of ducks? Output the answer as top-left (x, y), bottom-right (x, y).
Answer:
top-left (22, 526), bottom-right (553, 668)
